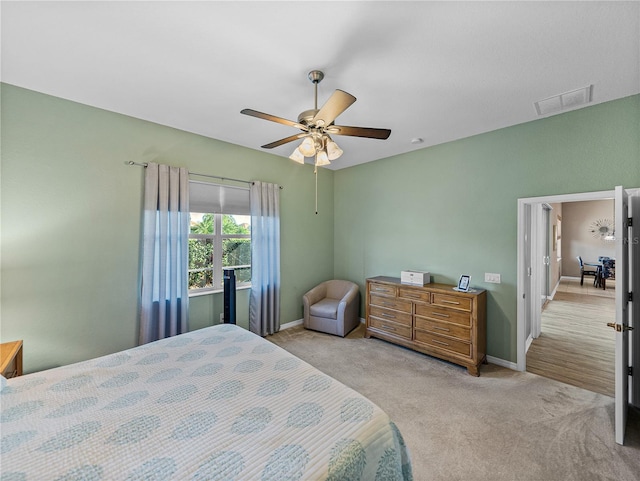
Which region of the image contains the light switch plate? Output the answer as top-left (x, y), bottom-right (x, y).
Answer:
top-left (485, 273), bottom-right (501, 283)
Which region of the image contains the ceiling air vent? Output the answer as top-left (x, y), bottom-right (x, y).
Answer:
top-left (534, 85), bottom-right (593, 116)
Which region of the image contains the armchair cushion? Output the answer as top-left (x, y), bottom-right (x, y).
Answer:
top-left (309, 298), bottom-right (340, 319)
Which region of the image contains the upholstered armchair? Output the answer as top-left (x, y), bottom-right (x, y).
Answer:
top-left (303, 280), bottom-right (360, 337)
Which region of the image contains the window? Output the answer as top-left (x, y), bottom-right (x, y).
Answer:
top-left (187, 181), bottom-right (251, 294)
top-left (188, 213), bottom-right (251, 292)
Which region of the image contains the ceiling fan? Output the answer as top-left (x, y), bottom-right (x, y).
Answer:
top-left (240, 70), bottom-right (391, 167)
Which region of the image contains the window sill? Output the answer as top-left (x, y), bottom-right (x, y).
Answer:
top-left (188, 285), bottom-right (251, 298)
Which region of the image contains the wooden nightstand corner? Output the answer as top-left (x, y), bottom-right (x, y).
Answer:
top-left (1, 340), bottom-right (23, 378)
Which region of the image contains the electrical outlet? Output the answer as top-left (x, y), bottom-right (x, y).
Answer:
top-left (484, 273), bottom-right (501, 284)
top-left (219, 313), bottom-right (224, 322)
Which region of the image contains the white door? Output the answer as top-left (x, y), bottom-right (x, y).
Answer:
top-left (613, 186), bottom-right (631, 445)
top-left (630, 192), bottom-right (640, 407)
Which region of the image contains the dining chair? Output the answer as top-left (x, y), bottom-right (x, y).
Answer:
top-left (577, 256), bottom-right (598, 286)
top-left (600, 258), bottom-right (615, 290)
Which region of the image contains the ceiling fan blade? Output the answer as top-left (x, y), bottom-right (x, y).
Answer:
top-left (328, 125), bottom-right (391, 140)
top-left (312, 89), bottom-right (356, 127)
top-left (261, 133), bottom-right (308, 149)
top-left (241, 109), bottom-right (306, 130)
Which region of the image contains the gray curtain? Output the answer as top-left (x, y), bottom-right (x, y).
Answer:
top-left (249, 181), bottom-right (281, 336)
top-left (139, 162), bottom-right (189, 345)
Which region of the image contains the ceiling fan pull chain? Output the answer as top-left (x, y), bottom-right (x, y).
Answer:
top-left (314, 165), bottom-right (318, 215)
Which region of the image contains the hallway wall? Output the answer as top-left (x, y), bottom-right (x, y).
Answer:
top-left (561, 199), bottom-right (616, 278)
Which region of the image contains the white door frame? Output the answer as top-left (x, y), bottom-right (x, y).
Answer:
top-left (529, 203), bottom-right (550, 342)
top-left (517, 189), bottom-right (618, 372)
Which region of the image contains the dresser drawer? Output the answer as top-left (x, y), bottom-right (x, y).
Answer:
top-left (369, 317), bottom-right (412, 339)
top-left (369, 306), bottom-right (412, 326)
top-left (414, 317), bottom-right (471, 341)
top-left (368, 282), bottom-right (397, 297)
top-left (398, 287), bottom-right (431, 304)
top-left (2, 357), bottom-right (18, 378)
top-left (431, 293), bottom-right (472, 312)
top-left (370, 294), bottom-right (412, 313)
top-left (414, 330), bottom-right (471, 357)
top-left (415, 304), bottom-right (471, 327)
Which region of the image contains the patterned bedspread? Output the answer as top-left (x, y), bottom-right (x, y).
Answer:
top-left (0, 324), bottom-right (412, 480)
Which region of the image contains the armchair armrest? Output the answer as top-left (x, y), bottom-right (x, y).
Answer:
top-left (303, 283), bottom-right (328, 309)
top-left (337, 284), bottom-right (360, 319)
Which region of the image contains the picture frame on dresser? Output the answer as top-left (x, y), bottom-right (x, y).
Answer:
top-left (456, 275), bottom-right (471, 292)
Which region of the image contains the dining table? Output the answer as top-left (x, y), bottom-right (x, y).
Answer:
top-left (585, 257), bottom-right (615, 289)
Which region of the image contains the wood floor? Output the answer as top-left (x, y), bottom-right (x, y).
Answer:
top-left (526, 277), bottom-right (616, 397)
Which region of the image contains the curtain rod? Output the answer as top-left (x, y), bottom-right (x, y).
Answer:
top-left (126, 161), bottom-right (283, 189)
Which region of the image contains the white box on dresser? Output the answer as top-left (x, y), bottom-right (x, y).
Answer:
top-left (400, 270), bottom-right (430, 286)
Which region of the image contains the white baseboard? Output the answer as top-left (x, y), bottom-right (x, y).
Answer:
top-left (486, 355), bottom-right (518, 371)
top-left (280, 319), bottom-right (303, 330)
top-left (525, 334), bottom-right (534, 353)
top-left (280, 317), bottom-right (366, 330)
top-left (548, 280), bottom-right (560, 300)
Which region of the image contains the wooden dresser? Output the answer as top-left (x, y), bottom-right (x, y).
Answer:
top-left (1, 340), bottom-right (23, 379)
top-left (365, 276), bottom-right (487, 376)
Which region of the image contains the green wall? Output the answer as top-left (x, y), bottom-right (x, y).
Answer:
top-left (2, 82), bottom-right (638, 372)
top-left (334, 94), bottom-right (640, 362)
top-left (1, 83), bottom-right (334, 373)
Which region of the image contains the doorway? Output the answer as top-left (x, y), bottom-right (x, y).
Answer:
top-left (525, 199), bottom-right (617, 396)
top-left (517, 189), bottom-right (621, 372)
top-left (518, 187), bottom-right (639, 445)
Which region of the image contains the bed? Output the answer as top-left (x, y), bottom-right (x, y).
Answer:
top-left (0, 324), bottom-right (412, 480)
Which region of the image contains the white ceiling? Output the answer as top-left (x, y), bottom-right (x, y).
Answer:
top-left (2, 1), bottom-right (639, 170)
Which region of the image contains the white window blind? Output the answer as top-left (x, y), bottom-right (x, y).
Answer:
top-left (189, 180), bottom-right (250, 214)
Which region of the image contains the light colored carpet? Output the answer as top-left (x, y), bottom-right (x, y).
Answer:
top-left (268, 324), bottom-right (640, 481)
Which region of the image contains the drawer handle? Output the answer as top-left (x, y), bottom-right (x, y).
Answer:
top-left (433, 326), bottom-right (450, 332)
top-left (404, 294), bottom-right (421, 299)
top-left (442, 300), bottom-right (460, 305)
top-left (382, 302), bottom-right (395, 307)
top-left (431, 339), bottom-right (449, 346)
top-left (373, 287), bottom-right (388, 292)
top-left (431, 312), bottom-right (450, 318)
top-left (381, 313), bottom-right (395, 319)
top-left (382, 324), bottom-right (396, 331)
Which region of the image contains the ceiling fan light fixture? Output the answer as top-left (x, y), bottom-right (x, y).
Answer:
top-left (326, 140), bottom-right (343, 161)
top-left (299, 137), bottom-right (316, 157)
top-left (289, 147), bottom-right (305, 164)
top-left (240, 70), bottom-right (391, 214)
top-left (315, 149), bottom-right (330, 166)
